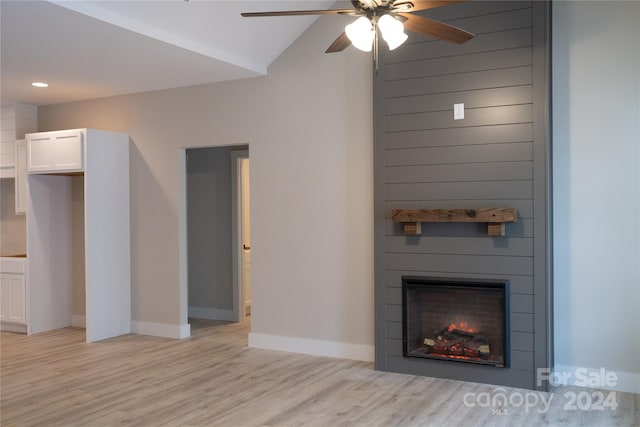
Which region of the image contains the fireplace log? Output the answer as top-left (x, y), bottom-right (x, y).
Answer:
top-left (449, 328), bottom-right (477, 338)
top-left (434, 337), bottom-right (464, 349)
top-left (424, 328), bottom-right (491, 359)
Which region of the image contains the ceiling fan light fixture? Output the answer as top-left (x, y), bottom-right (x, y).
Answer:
top-left (241, 1), bottom-right (476, 63)
top-left (384, 30), bottom-right (408, 50)
top-left (345, 16), bottom-right (374, 52)
top-left (378, 14), bottom-right (408, 50)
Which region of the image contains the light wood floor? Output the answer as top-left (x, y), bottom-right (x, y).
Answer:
top-left (1, 319), bottom-right (638, 427)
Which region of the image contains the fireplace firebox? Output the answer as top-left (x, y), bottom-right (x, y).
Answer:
top-left (402, 276), bottom-right (510, 368)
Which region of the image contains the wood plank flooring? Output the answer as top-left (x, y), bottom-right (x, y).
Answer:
top-left (1, 319), bottom-right (638, 426)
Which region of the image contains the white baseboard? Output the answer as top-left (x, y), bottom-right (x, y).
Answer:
top-left (71, 314), bottom-right (86, 328)
top-left (1, 321), bottom-right (27, 334)
top-left (189, 306), bottom-right (236, 322)
top-left (248, 332), bottom-right (374, 362)
top-left (553, 364), bottom-right (640, 394)
top-left (131, 320), bottom-right (191, 339)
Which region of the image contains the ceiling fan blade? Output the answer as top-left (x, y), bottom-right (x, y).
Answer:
top-left (326, 32), bottom-right (351, 53)
top-left (241, 9), bottom-right (356, 17)
top-left (399, 13), bottom-right (474, 44)
top-left (403, 0), bottom-right (466, 12)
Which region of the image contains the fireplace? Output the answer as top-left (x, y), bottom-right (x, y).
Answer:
top-left (402, 276), bottom-right (510, 368)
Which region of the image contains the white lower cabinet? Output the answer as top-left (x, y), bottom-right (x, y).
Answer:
top-left (0, 273), bottom-right (26, 324)
top-left (0, 258), bottom-right (26, 327)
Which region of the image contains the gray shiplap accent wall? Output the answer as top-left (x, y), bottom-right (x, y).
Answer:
top-left (373, 1), bottom-right (551, 390)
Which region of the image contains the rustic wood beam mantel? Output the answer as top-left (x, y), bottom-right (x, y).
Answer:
top-left (391, 208), bottom-right (518, 236)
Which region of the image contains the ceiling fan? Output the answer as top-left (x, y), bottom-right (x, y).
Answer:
top-left (241, 0), bottom-right (475, 67)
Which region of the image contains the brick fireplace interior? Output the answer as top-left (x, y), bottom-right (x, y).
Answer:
top-left (373, 1), bottom-right (551, 390)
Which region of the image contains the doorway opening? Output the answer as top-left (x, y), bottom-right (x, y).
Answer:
top-left (180, 145), bottom-right (250, 329)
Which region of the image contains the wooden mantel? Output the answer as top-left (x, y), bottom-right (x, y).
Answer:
top-left (391, 208), bottom-right (518, 236)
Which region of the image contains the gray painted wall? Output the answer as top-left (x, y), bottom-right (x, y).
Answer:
top-left (38, 13), bottom-right (373, 350)
top-left (553, 0), bottom-right (640, 394)
top-left (374, 1), bottom-right (550, 390)
top-left (187, 146), bottom-right (242, 312)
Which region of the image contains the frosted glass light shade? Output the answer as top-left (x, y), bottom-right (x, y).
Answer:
top-left (345, 17), bottom-right (374, 52)
top-left (384, 31), bottom-right (408, 50)
top-left (378, 14), bottom-right (408, 50)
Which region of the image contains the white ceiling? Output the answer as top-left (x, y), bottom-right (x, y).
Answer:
top-left (0, 0), bottom-right (336, 106)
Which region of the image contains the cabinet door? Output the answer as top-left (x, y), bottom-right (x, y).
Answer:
top-left (15, 140), bottom-right (27, 214)
top-left (28, 130), bottom-right (84, 173)
top-left (0, 274), bottom-right (26, 324)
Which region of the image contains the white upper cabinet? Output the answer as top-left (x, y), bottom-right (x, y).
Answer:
top-left (27, 129), bottom-right (84, 173)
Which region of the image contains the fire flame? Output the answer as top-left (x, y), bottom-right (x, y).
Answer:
top-left (448, 322), bottom-right (476, 333)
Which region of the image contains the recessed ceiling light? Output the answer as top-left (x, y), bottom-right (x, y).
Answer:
top-left (32, 82), bottom-right (48, 88)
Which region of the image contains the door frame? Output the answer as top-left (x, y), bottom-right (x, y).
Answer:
top-left (178, 144), bottom-right (248, 336)
top-left (230, 150), bottom-right (249, 322)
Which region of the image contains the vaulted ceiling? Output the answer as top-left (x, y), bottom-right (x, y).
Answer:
top-left (1, 0), bottom-right (334, 106)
